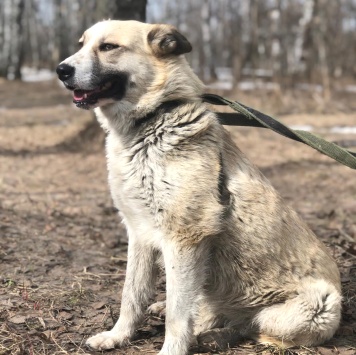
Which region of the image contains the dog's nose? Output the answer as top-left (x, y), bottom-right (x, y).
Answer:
top-left (56, 63), bottom-right (75, 81)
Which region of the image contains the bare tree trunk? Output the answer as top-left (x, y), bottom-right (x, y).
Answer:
top-left (276, 0), bottom-right (290, 87)
top-left (12, 0), bottom-right (25, 79)
top-left (240, 0), bottom-right (259, 81)
top-left (270, 0), bottom-right (282, 83)
top-left (53, 0), bottom-right (71, 63)
top-left (248, 0), bottom-right (259, 76)
top-left (0, 0), bottom-right (25, 79)
top-left (313, 0), bottom-right (331, 100)
top-left (96, 0), bottom-right (147, 21)
top-left (25, 0), bottom-right (40, 69)
top-left (52, 0), bottom-right (61, 67)
top-left (0, 0), bottom-right (10, 77)
top-left (201, 0), bottom-right (216, 82)
top-left (292, 0), bottom-right (314, 74)
top-left (228, 0), bottom-right (243, 89)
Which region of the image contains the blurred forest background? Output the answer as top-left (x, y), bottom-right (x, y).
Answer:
top-left (1, 0), bottom-right (356, 100)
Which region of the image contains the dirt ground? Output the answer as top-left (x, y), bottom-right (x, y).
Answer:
top-left (0, 79), bottom-right (356, 355)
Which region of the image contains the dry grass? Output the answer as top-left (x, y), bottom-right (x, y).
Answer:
top-left (1, 80), bottom-right (356, 354)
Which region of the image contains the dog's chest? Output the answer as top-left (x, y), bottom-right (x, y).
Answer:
top-left (105, 132), bottom-right (170, 240)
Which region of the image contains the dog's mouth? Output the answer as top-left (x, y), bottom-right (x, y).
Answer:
top-left (73, 81), bottom-right (114, 109)
top-left (68, 74), bottom-right (128, 110)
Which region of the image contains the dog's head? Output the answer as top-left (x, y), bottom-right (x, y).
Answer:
top-left (56, 20), bottom-right (200, 111)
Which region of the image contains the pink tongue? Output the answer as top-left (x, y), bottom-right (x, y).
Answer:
top-left (73, 88), bottom-right (100, 101)
top-left (73, 90), bottom-right (87, 101)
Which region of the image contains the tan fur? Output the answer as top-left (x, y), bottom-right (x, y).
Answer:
top-left (58, 20), bottom-right (342, 355)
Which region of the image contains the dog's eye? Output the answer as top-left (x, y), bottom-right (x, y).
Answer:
top-left (78, 42), bottom-right (83, 49)
top-left (99, 43), bottom-right (120, 52)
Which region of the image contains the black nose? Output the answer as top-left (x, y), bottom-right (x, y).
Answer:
top-left (56, 63), bottom-right (75, 81)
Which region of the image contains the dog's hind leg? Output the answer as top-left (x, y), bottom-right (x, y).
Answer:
top-left (252, 279), bottom-right (342, 347)
top-left (86, 236), bottom-right (158, 350)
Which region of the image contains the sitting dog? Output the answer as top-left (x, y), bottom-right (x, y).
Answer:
top-left (56, 20), bottom-right (342, 355)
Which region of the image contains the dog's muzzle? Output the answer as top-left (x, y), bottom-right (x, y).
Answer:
top-left (56, 61), bottom-right (129, 110)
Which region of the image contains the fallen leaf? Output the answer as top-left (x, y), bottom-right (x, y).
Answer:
top-left (57, 311), bottom-right (73, 321)
top-left (92, 301), bottom-right (106, 310)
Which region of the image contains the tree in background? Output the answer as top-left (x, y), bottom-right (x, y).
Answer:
top-left (0, 0), bottom-right (25, 80)
top-left (96, 0), bottom-right (146, 21)
top-left (1, 0), bottom-right (356, 94)
top-left (148, 0), bottom-right (356, 93)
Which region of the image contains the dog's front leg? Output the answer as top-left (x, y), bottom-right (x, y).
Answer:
top-left (159, 240), bottom-right (205, 355)
top-left (86, 237), bottom-right (157, 350)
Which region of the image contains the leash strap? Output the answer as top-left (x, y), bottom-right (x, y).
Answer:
top-left (202, 93), bottom-right (356, 170)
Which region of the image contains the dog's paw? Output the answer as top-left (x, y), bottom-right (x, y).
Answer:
top-left (86, 330), bottom-right (126, 350)
top-left (147, 300), bottom-right (166, 317)
top-left (157, 348), bottom-right (183, 355)
top-left (157, 342), bottom-right (189, 355)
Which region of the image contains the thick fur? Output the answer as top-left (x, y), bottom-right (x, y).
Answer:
top-left (58, 20), bottom-right (342, 355)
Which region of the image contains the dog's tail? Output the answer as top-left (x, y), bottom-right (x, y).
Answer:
top-left (253, 279), bottom-right (342, 347)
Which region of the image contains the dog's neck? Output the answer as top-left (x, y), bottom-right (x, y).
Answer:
top-left (95, 97), bottom-right (205, 138)
top-left (95, 68), bottom-right (204, 135)
top-left (133, 99), bottom-right (186, 127)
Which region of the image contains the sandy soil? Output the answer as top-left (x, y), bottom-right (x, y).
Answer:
top-left (0, 80), bottom-right (355, 355)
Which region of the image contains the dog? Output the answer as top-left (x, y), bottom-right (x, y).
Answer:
top-left (56, 20), bottom-right (342, 355)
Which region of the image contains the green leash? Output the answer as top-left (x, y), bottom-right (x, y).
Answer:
top-left (202, 93), bottom-right (356, 170)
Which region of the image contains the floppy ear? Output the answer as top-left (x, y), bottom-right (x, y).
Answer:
top-left (148, 25), bottom-right (192, 57)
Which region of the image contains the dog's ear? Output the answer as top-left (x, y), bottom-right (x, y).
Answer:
top-left (148, 25), bottom-right (192, 57)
